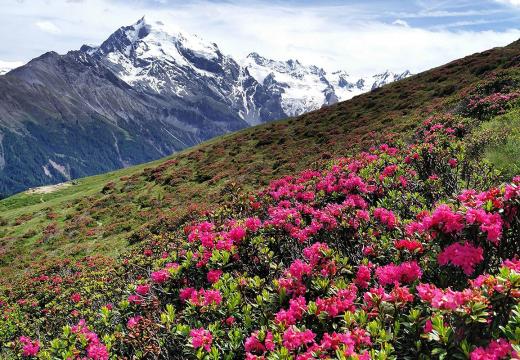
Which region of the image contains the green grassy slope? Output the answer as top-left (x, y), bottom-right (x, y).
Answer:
top-left (2, 39), bottom-right (520, 280)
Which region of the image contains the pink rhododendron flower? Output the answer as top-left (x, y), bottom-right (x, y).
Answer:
top-left (503, 258), bottom-right (520, 272)
top-left (19, 336), bottom-right (39, 357)
top-left (228, 226), bottom-right (247, 242)
top-left (70, 320), bottom-right (109, 360)
top-left (438, 242), bottom-right (484, 275)
top-left (87, 343), bottom-right (109, 360)
top-left (302, 242), bottom-right (330, 266)
top-left (375, 261), bottom-right (422, 286)
top-left (316, 285), bottom-right (357, 317)
top-left (190, 328), bottom-right (213, 351)
top-left (448, 158), bottom-right (458, 168)
top-left (136, 284), bottom-right (150, 296)
top-left (207, 269), bottom-right (223, 284)
top-left (288, 259), bottom-right (312, 280)
top-left (389, 285), bottom-right (414, 304)
top-left (203, 289), bottom-right (222, 306)
top-left (151, 269), bottom-right (170, 284)
top-left (282, 327), bottom-right (316, 351)
top-left (127, 315), bottom-right (142, 329)
top-left (225, 316), bottom-right (235, 326)
top-left (362, 287), bottom-right (391, 315)
top-left (416, 283), bottom-right (482, 310)
top-left (470, 339), bottom-right (512, 360)
top-left (245, 217), bottom-right (262, 232)
top-left (179, 287), bottom-right (196, 302)
top-left (128, 295), bottom-right (142, 304)
top-left (185, 288), bottom-right (223, 306)
top-left (428, 204), bottom-right (464, 234)
top-left (320, 332), bottom-right (355, 355)
top-left (373, 208), bottom-right (397, 229)
top-left (382, 164), bottom-right (398, 177)
top-left (245, 331), bottom-right (275, 354)
top-left (465, 208), bottom-right (503, 244)
top-left (394, 239), bottom-right (423, 253)
top-left (275, 296), bottom-right (307, 326)
top-left (70, 292), bottom-right (81, 303)
top-left (355, 265), bottom-right (371, 289)
top-left (423, 319), bottom-right (433, 333)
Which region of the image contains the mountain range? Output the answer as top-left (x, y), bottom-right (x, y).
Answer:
top-left (0, 17), bottom-right (410, 196)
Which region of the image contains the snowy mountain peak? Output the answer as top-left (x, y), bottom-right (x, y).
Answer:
top-left (242, 53), bottom-right (412, 116)
top-left (79, 18), bottom-right (411, 120)
top-left (371, 70), bottom-right (413, 90)
top-left (86, 17), bottom-right (226, 94)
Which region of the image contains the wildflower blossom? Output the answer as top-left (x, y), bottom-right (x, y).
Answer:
top-left (127, 315), bottom-right (142, 329)
top-left (355, 265), bottom-right (371, 289)
top-left (470, 339), bottom-right (512, 360)
top-left (136, 284), bottom-right (150, 296)
top-left (282, 327), bottom-right (316, 351)
top-left (275, 296), bottom-right (307, 326)
top-left (190, 328), bottom-right (213, 351)
top-left (151, 269), bottom-right (170, 284)
top-left (70, 292), bottom-right (81, 303)
top-left (19, 336), bottom-right (40, 357)
top-left (207, 269), bottom-right (223, 284)
top-left (438, 242), bottom-right (484, 275)
top-left (375, 261), bottom-right (422, 286)
top-left (373, 208), bottom-right (397, 229)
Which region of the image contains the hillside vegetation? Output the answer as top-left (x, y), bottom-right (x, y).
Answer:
top-left (0, 40), bottom-right (519, 359)
top-left (2, 41), bottom-right (520, 281)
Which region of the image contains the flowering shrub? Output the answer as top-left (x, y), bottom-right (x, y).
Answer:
top-left (1, 84), bottom-right (519, 359)
top-left (467, 92), bottom-right (520, 119)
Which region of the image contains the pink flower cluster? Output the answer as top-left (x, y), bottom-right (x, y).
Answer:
top-left (19, 336), bottom-right (40, 357)
top-left (245, 331), bottom-right (275, 355)
top-left (249, 327), bottom-right (371, 359)
top-left (373, 208), bottom-right (397, 229)
top-left (179, 287), bottom-right (222, 307)
top-left (467, 91), bottom-right (520, 117)
top-left (190, 328), bottom-right (213, 351)
top-left (151, 269), bottom-right (170, 284)
top-left (438, 241), bottom-right (484, 275)
top-left (282, 326), bottom-right (316, 351)
top-left (405, 196), bottom-right (506, 253)
top-left (316, 284), bottom-right (357, 317)
top-left (71, 319), bottom-right (109, 360)
top-left (466, 208), bottom-right (503, 244)
top-left (417, 283), bottom-right (484, 310)
top-left (275, 296), bottom-right (307, 326)
top-left (394, 239), bottom-right (423, 253)
top-left (136, 284), bottom-right (150, 296)
top-left (354, 265), bottom-right (371, 289)
top-left (470, 338), bottom-right (513, 360)
top-left (207, 269), bottom-right (223, 284)
top-left (375, 261), bottom-right (422, 286)
top-left (277, 244), bottom-right (338, 296)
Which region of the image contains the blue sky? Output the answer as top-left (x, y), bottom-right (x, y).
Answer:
top-left (2, 0), bottom-right (520, 75)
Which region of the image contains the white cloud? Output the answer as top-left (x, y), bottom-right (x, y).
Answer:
top-left (392, 19), bottom-right (410, 27)
top-left (0, 1), bottom-right (519, 76)
top-left (0, 59), bottom-right (24, 73)
top-left (35, 20), bottom-right (61, 34)
top-left (495, 0), bottom-right (520, 6)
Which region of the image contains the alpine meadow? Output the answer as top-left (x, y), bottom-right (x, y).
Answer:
top-left (0, 1), bottom-right (519, 359)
